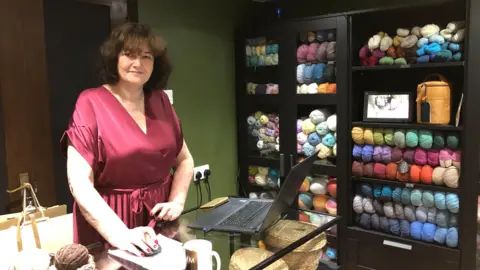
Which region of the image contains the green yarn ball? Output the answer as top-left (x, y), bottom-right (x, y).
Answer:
top-left (446, 133), bottom-right (459, 149)
top-left (394, 129), bottom-right (406, 148)
top-left (406, 129), bottom-right (419, 148)
top-left (384, 128), bottom-right (394, 146)
top-left (394, 58), bottom-right (407, 65)
top-left (419, 130), bottom-right (433, 149)
top-left (373, 128), bottom-right (385, 145)
top-left (379, 56), bottom-right (394, 65)
top-left (433, 132), bottom-right (445, 149)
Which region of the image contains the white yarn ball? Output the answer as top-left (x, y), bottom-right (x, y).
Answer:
top-left (307, 83), bottom-right (318, 94)
top-left (327, 114), bottom-right (337, 131)
top-left (310, 176), bottom-right (329, 194)
top-left (299, 84), bottom-right (308, 94)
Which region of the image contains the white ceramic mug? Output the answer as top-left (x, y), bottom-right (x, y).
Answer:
top-left (183, 239), bottom-right (221, 270)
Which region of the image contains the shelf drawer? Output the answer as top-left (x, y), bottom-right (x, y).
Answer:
top-left (346, 227), bottom-right (460, 270)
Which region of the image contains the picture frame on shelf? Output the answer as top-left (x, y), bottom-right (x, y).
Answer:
top-left (363, 91), bottom-right (413, 123)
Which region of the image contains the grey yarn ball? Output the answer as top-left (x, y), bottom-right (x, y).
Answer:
top-left (427, 208), bottom-right (437, 224)
top-left (404, 205), bottom-right (417, 222)
top-left (384, 202), bottom-right (395, 218)
top-left (449, 214), bottom-right (458, 227)
top-left (379, 217), bottom-right (389, 232)
top-left (416, 206), bottom-right (428, 223)
top-left (371, 213), bottom-right (380, 230)
top-left (436, 210), bottom-right (450, 228)
top-left (363, 198), bottom-right (375, 214)
top-left (395, 203), bottom-right (405, 220)
top-left (373, 200), bottom-right (384, 216)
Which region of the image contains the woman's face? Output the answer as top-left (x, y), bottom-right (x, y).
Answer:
top-left (117, 42), bottom-right (154, 86)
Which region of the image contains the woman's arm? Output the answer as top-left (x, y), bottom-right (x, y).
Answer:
top-left (66, 142), bottom-right (129, 244)
top-left (168, 140), bottom-right (194, 206)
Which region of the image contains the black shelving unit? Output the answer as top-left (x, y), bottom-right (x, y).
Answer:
top-left (236, 0), bottom-right (480, 268)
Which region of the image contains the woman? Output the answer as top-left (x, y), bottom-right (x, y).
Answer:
top-left (61, 22), bottom-right (194, 257)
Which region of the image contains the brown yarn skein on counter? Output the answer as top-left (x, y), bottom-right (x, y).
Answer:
top-left (54, 244), bottom-right (92, 270)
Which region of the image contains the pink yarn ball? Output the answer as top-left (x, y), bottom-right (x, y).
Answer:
top-left (359, 45), bottom-right (370, 59)
top-left (427, 149), bottom-right (440, 167)
top-left (414, 148), bottom-right (427, 165)
top-left (297, 144), bottom-right (302, 154)
top-left (326, 198), bottom-right (337, 215)
top-left (297, 45), bottom-right (309, 63)
top-left (327, 178), bottom-right (337, 198)
top-left (307, 43), bottom-right (320, 62)
top-left (439, 149), bottom-right (453, 167)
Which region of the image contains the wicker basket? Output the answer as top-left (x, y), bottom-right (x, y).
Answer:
top-left (264, 220), bottom-right (327, 270)
top-left (229, 247), bottom-right (289, 270)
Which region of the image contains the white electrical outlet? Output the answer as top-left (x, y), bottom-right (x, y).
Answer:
top-left (193, 164), bottom-right (210, 181)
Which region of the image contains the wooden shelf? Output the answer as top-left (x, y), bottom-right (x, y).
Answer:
top-left (295, 94), bottom-right (337, 106)
top-left (351, 121), bottom-right (462, 131)
top-left (245, 94), bottom-right (280, 104)
top-left (247, 156), bottom-right (280, 168)
top-left (352, 176), bottom-right (460, 193)
top-left (352, 61), bottom-right (464, 72)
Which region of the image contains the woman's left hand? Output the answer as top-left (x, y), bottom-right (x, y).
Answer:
top-left (150, 201), bottom-right (184, 221)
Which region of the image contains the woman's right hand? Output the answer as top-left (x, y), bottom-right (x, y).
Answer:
top-left (110, 226), bottom-right (160, 257)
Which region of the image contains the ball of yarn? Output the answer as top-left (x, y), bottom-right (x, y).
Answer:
top-left (297, 132), bottom-right (308, 145)
top-left (420, 165), bottom-right (433, 184)
top-left (299, 193), bottom-right (313, 209)
top-left (434, 192), bottom-right (447, 210)
top-left (297, 44), bottom-right (309, 63)
top-left (439, 149), bottom-right (453, 167)
top-left (436, 210), bottom-right (450, 228)
top-left (316, 143), bottom-right (332, 159)
top-left (446, 227), bottom-right (458, 248)
top-left (452, 150), bottom-right (461, 169)
top-left (403, 149), bottom-right (415, 164)
top-left (414, 148), bottom-right (427, 165)
top-left (381, 186), bottom-right (392, 201)
top-left (352, 145), bottom-right (363, 160)
top-left (374, 163), bottom-right (387, 179)
top-left (401, 188), bottom-right (411, 205)
top-left (308, 132), bottom-right (321, 146)
top-left (54, 243), bottom-right (91, 270)
top-left (373, 200), bottom-right (384, 215)
top-left (392, 188), bottom-right (402, 203)
top-left (322, 133), bottom-right (336, 147)
top-left (427, 149), bottom-right (440, 167)
top-left (389, 219), bottom-right (400, 236)
top-left (352, 161), bottom-right (364, 176)
top-left (419, 130), bottom-right (433, 149)
top-left (410, 164), bottom-right (421, 183)
top-left (427, 207), bottom-right (437, 224)
top-left (406, 130), bottom-right (419, 148)
top-left (313, 194), bottom-right (329, 211)
top-left (382, 128), bottom-right (394, 146)
top-left (446, 193), bottom-right (459, 213)
top-left (432, 167), bottom-right (446, 185)
top-left (373, 128), bottom-right (384, 145)
top-left (363, 163), bottom-right (374, 177)
top-left (310, 176), bottom-right (328, 195)
top-left (364, 128), bottom-right (374, 144)
top-left (421, 223), bottom-right (437, 243)
top-left (383, 202), bottom-right (395, 218)
top-left (299, 176), bottom-right (311, 192)
top-left (310, 109), bottom-right (328, 124)
top-left (353, 195), bottom-right (364, 214)
top-left (410, 221), bottom-right (424, 240)
top-left (301, 119), bottom-right (316, 134)
top-left (394, 203), bottom-right (405, 219)
top-left (373, 146), bottom-right (383, 162)
top-left (386, 163), bottom-right (398, 180)
top-left (410, 189), bottom-right (423, 206)
top-left (434, 228), bottom-right (448, 245)
top-left (449, 214), bottom-right (458, 227)
top-left (326, 114), bottom-right (337, 131)
top-left (326, 198), bottom-right (337, 215)
top-left (359, 213), bottom-right (372, 229)
top-left (378, 217), bottom-right (388, 233)
top-left (363, 197), bottom-right (375, 214)
top-left (381, 146), bottom-right (392, 164)
top-left (296, 119), bottom-right (304, 133)
top-left (422, 190), bottom-right (435, 208)
top-left (443, 166), bottom-right (459, 188)
top-left (399, 220), bottom-right (410, 238)
top-left (394, 129), bottom-right (406, 148)
top-left (433, 132), bottom-right (445, 149)
top-left (373, 185), bottom-right (382, 199)
top-left (391, 147), bottom-right (403, 162)
top-left (416, 206), bottom-right (428, 223)
top-left (404, 205), bottom-right (417, 222)
top-left (362, 145), bottom-right (374, 162)
top-left (446, 133), bottom-right (459, 149)
top-left (302, 142), bottom-right (315, 156)
top-left (371, 213), bottom-right (380, 230)
top-left (327, 178), bottom-right (337, 197)
top-left (352, 127), bottom-right (365, 144)
top-left (360, 183), bottom-right (373, 198)
top-left (316, 121), bottom-right (330, 136)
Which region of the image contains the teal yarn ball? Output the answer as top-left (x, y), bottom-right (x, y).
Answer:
top-left (316, 122), bottom-right (330, 136)
top-left (394, 129), bottom-right (406, 148)
top-left (373, 185), bottom-right (382, 199)
top-left (380, 186), bottom-right (392, 202)
top-left (410, 189), bottom-right (423, 206)
top-left (434, 228), bottom-right (448, 245)
top-left (406, 129), bottom-right (419, 148)
top-left (433, 132), bottom-right (445, 149)
top-left (392, 187), bottom-right (402, 203)
top-left (322, 133), bottom-right (336, 147)
top-left (446, 133), bottom-right (459, 149)
top-left (419, 130), bottom-right (433, 149)
top-left (422, 190), bottom-right (435, 208)
top-left (401, 188), bottom-right (411, 205)
top-left (446, 193), bottom-right (459, 213)
top-left (434, 192), bottom-right (447, 210)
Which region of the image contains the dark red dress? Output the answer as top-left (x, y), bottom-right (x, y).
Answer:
top-left (61, 86), bottom-right (183, 246)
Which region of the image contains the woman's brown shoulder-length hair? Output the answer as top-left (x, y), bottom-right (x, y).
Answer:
top-left (98, 22), bottom-right (172, 91)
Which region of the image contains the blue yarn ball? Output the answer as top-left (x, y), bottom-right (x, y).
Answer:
top-left (313, 63), bottom-right (326, 84)
top-left (359, 213), bottom-right (372, 229)
top-left (446, 193), bottom-right (459, 213)
top-left (322, 133), bottom-right (336, 147)
top-left (373, 185), bottom-right (382, 199)
top-left (302, 142), bottom-right (315, 156)
top-left (446, 227), bottom-right (458, 248)
top-left (434, 192), bottom-right (447, 210)
top-left (441, 41), bottom-right (450, 50)
top-left (410, 189), bottom-right (423, 207)
top-left (401, 188), bottom-right (411, 205)
top-left (422, 190), bottom-right (435, 208)
top-left (361, 184), bottom-right (373, 198)
top-left (308, 132), bottom-right (321, 146)
top-left (421, 223), bottom-right (437, 243)
top-left (400, 220), bottom-right (410, 238)
top-left (379, 217), bottom-right (389, 233)
top-left (392, 188), bottom-right (402, 203)
top-left (380, 186), bottom-right (392, 202)
top-left (410, 221), bottom-right (424, 240)
top-left (352, 145), bottom-right (363, 160)
top-left (434, 228), bottom-right (448, 245)
top-left (389, 219), bottom-right (400, 236)
top-left (303, 65), bottom-right (315, 83)
top-left (362, 145), bottom-right (374, 162)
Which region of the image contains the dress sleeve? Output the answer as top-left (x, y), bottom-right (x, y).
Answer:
top-left (159, 90), bottom-right (184, 156)
top-left (60, 92), bottom-right (100, 171)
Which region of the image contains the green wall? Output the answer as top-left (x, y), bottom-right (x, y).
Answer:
top-left (139, 0), bottom-right (248, 209)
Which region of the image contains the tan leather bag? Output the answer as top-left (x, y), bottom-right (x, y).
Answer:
top-left (416, 74), bottom-right (451, 125)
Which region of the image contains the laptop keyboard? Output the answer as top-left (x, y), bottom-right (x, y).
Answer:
top-left (219, 201), bottom-right (271, 227)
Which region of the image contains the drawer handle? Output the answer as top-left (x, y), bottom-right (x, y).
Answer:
top-left (383, 240), bottom-right (412, 250)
